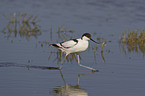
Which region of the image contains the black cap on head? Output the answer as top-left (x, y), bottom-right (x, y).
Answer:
top-left (82, 33), bottom-right (100, 44)
top-left (82, 33), bottom-right (91, 39)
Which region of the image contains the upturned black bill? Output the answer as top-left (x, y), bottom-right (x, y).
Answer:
top-left (90, 38), bottom-right (100, 44)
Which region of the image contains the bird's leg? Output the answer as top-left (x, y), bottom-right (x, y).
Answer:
top-left (59, 55), bottom-right (66, 70)
top-left (77, 54), bottom-right (97, 71)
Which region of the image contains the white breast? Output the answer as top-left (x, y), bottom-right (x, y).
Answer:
top-left (65, 39), bottom-right (89, 54)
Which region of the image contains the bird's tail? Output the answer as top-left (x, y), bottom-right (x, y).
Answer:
top-left (49, 44), bottom-right (60, 48)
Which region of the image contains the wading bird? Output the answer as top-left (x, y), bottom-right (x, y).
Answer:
top-left (50, 33), bottom-right (99, 71)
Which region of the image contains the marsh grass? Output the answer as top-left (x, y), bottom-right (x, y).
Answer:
top-left (2, 12), bottom-right (41, 39)
top-left (120, 30), bottom-right (145, 56)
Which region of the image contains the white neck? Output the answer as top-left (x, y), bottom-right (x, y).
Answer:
top-left (82, 36), bottom-right (90, 41)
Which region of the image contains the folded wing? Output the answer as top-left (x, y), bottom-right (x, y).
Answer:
top-left (60, 39), bottom-right (78, 48)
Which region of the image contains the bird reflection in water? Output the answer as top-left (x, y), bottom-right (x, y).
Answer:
top-left (53, 84), bottom-right (88, 96)
top-left (51, 70), bottom-right (97, 96)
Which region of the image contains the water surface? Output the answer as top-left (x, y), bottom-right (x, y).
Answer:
top-left (0, 0), bottom-right (145, 96)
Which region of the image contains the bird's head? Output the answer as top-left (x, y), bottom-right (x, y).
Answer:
top-left (81, 33), bottom-right (100, 44)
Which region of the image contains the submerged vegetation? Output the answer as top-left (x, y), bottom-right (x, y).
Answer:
top-left (2, 12), bottom-right (41, 39)
top-left (120, 30), bottom-right (145, 56)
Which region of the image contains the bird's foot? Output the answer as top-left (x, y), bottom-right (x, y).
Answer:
top-left (92, 69), bottom-right (99, 72)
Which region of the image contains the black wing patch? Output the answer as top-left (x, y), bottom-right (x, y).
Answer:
top-left (72, 39), bottom-right (78, 43)
top-left (50, 44), bottom-right (61, 48)
top-left (60, 39), bottom-right (78, 49)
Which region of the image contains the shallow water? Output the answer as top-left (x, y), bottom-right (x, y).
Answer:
top-left (0, 0), bottom-right (145, 96)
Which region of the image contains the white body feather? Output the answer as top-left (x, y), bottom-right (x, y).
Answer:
top-left (56, 37), bottom-right (89, 56)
